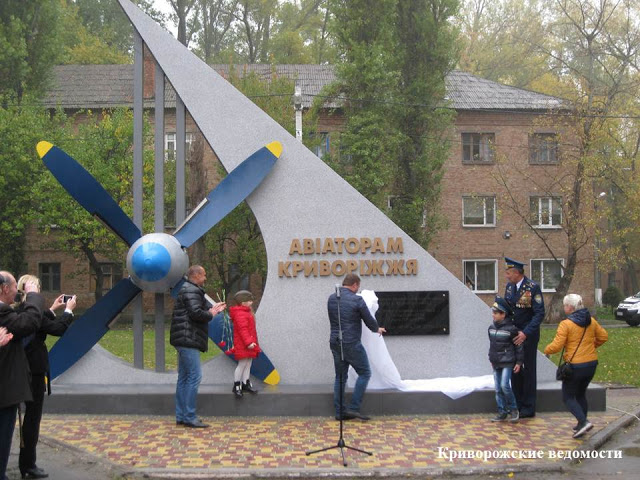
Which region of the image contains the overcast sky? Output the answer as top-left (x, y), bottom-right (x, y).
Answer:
top-left (153, 0), bottom-right (177, 36)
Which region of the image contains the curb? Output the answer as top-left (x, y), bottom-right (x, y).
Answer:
top-left (39, 435), bottom-right (128, 479)
top-left (124, 463), bottom-right (566, 479)
top-left (570, 404), bottom-right (640, 465)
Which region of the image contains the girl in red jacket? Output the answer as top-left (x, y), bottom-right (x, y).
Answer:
top-left (230, 290), bottom-right (261, 397)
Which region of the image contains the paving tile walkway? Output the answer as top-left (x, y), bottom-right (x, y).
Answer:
top-left (39, 411), bottom-right (618, 472)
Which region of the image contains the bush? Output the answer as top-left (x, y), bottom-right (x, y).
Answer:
top-left (602, 285), bottom-right (624, 312)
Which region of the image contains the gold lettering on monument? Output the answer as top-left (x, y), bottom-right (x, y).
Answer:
top-left (278, 237), bottom-right (418, 278)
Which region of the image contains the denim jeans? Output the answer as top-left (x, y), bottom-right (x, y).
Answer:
top-left (175, 347), bottom-right (202, 423)
top-left (493, 366), bottom-right (518, 414)
top-left (331, 341), bottom-right (371, 416)
top-left (562, 363), bottom-right (597, 424)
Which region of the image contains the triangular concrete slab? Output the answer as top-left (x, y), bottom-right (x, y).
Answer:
top-left (56, 0), bottom-right (556, 386)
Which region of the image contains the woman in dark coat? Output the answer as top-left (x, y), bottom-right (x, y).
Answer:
top-left (229, 290), bottom-right (261, 397)
top-left (15, 275), bottom-right (75, 479)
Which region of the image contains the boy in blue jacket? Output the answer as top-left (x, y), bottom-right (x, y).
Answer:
top-left (488, 296), bottom-right (524, 422)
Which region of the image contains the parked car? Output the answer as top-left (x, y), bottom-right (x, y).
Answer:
top-left (616, 292), bottom-right (640, 327)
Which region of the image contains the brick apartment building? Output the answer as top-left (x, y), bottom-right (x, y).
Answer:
top-left (30, 61), bottom-right (597, 312)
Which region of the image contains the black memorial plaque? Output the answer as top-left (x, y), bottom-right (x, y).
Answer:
top-left (374, 291), bottom-right (449, 335)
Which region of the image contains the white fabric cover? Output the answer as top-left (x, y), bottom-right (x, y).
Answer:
top-left (347, 290), bottom-right (494, 399)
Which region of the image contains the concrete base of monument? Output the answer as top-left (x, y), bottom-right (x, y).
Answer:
top-left (42, 382), bottom-right (606, 416)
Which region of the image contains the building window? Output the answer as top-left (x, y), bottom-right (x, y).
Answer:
top-left (462, 133), bottom-right (495, 163)
top-left (463, 260), bottom-right (497, 293)
top-left (463, 196), bottom-right (496, 227)
top-left (39, 263), bottom-right (61, 292)
top-left (529, 133), bottom-right (558, 164)
top-left (90, 263), bottom-right (124, 293)
top-left (531, 259), bottom-right (563, 292)
top-left (530, 196), bottom-right (562, 228)
top-left (312, 132), bottom-right (330, 159)
top-left (165, 132), bottom-right (194, 161)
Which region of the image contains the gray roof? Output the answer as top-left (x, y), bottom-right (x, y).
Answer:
top-left (43, 64), bottom-right (135, 109)
top-left (445, 70), bottom-right (565, 110)
top-left (42, 64), bottom-right (566, 111)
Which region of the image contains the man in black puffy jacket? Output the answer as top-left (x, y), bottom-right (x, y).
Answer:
top-left (488, 296), bottom-right (524, 423)
top-left (0, 271), bottom-right (43, 480)
top-left (327, 274), bottom-right (386, 421)
top-left (170, 265), bottom-right (226, 428)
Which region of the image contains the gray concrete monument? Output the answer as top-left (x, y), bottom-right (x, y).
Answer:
top-left (54, 0), bottom-right (559, 391)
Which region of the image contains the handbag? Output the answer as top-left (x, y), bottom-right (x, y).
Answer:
top-left (556, 361), bottom-right (573, 380)
top-left (556, 325), bottom-right (587, 381)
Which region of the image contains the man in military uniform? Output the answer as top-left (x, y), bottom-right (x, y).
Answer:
top-left (504, 258), bottom-right (545, 418)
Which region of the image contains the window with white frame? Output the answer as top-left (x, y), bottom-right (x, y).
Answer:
top-left (462, 133), bottom-right (495, 163)
top-left (530, 196), bottom-right (562, 227)
top-left (529, 133), bottom-right (558, 164)
top-left (463, 196), bottom-right (496, 226)
top-left (165, 132), bottom-right (194, 161)
top-left (531, 259), bottom-right (563, 292)
top-left (463, 260), bottom-right (497, 293)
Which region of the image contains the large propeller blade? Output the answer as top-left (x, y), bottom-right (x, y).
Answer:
top-left (37, 142), bottom-right (142, 247)
top-left (41, 139), bottom-right (282, 378)
top-left (173, 141), bottom-right (282, 248)
top-left (49, 278), bottom-right (142, 379)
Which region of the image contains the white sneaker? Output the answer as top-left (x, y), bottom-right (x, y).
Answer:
top-left (573, 421), bottom-right (593, 438)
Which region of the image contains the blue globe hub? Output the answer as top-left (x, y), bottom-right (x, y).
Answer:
top-left (131, 242), bottom-right (171, 282)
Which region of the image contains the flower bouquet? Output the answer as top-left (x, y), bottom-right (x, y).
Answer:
top-left (216, 291), bottom-right (235, 356)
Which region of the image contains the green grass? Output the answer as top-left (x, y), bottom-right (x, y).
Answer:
top-left (46, 321), bottom-right (638, 387)
top-left (46, 325), bottom-right (220, 371)
top-left (593, 306), bottom-right (629, 325)
top-left (539, 327), bottom-right (640, 387)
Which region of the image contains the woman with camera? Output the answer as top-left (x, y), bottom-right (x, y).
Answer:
top-left (14, 275), bottom-right (76, 479)
top-left (543, 294), bottom-right (608, 439)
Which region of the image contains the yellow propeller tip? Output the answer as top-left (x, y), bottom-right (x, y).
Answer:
top-left (263, 369), bottom-right (280, 385)
top-left (36, 141), bottom-right (54, 158)
top-left (266, 141), bottom-right (282, 158)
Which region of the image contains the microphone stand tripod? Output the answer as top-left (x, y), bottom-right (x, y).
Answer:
top-left (305, 286), bottom-right (373, 466)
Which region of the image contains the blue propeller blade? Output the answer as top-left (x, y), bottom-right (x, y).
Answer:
top-left (49, 277), bottom-right (142, 379)
top-left (173, 141), bottom-right (282, 248)
top-left (37, 142), bottom-right (142, 247)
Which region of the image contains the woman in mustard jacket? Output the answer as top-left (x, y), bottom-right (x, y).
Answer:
top-left (544, 294), bottom-right (608, 439)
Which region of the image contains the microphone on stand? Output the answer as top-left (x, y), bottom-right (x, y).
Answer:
top-left (335, 284), bottom-right (341, 298)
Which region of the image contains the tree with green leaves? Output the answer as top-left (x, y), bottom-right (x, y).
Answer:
top-left (457, 0), bottom-right (550, 88)
top-left (58, 1), bottom-right (131, 65)
top-left (73, 0), bottom-right (165, 55)
top-left (327, 0), bottom-right (459, 249)
top-left (34, 108), bottom-right (155, 300)
top-left (391, 0), bottom-right (459, 247)
top-left (0, 0), bottom-right (63, 105)
top-left (166, 0), bottom-right (198, 46)
top-left (268, 0), bottom-right (330, 64)
top-left (490, 0), bottom-right (640, 320)
top-left (0, 106), bottom-right (59, 274)
top-left (325, 0), bottom-right (400, 210)
top-left (191, 0), bottom-right (240, 62)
